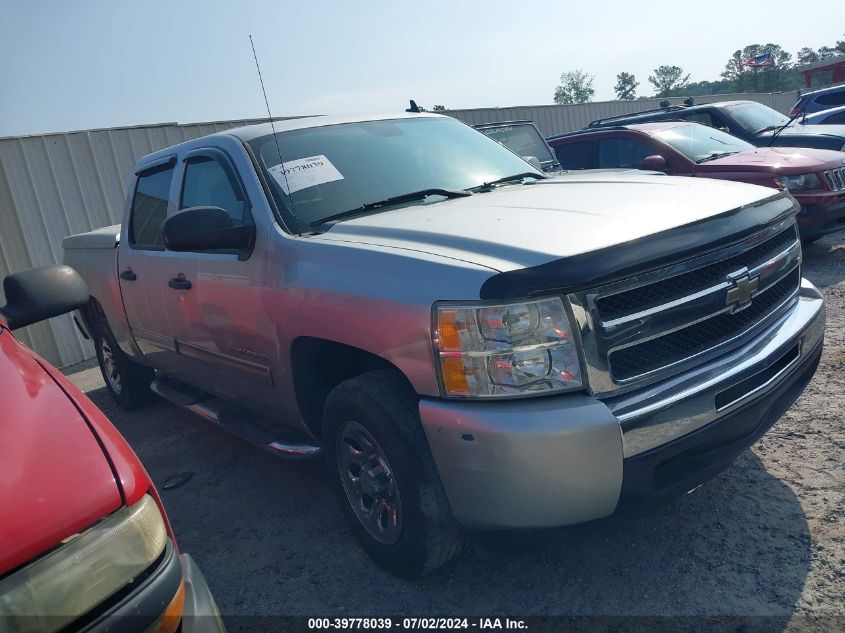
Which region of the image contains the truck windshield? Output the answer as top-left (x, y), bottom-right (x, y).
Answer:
top-left (247, 117), bottom-right (541, 229)
top-left (722, 102), bottom-right (790, 134)
top-left (650, 123), bottom-right (755, 163)
top-left (476, 123), bottom-right (556, 165)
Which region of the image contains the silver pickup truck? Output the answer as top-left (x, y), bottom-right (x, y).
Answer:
top-left (64, 112), bottom-right (825, 576)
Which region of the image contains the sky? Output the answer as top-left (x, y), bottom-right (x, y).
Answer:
top-left (1, 0), bottom-right (843, 137)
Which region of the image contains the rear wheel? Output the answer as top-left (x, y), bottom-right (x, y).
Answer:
top-left (324, 370), bottom-right (466, 576)
top-left (93, 319), bottom-right (154, 409)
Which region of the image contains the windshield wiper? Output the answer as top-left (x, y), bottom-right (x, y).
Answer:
top-left (767, 112), bottom-right (801, 146)
top-left (697, 151), bottom-right (738, 163)
top-left (467, 172), bottom-right (547, 192)
top-left (310, 188), bottom-right (471, 228)
top-left (753, 123), bottom-right (790, 135)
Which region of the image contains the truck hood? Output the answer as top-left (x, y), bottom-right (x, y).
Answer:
top-left (314, 172), bottom-right (785, 272)
top-left (0, 328), bottom-right (122, 575)
top-left (702, 146), bottom-right (845, 172)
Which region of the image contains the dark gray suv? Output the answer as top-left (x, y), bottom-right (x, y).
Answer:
top-left (587, 99), bottom-right (845, 152)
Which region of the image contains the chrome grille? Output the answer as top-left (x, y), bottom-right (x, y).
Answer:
top-left (824, 168), bottom-right (845, 191)
top-left (596, 225), bottom-right (797, 321)
top-left (609, 267), bottom-right (800, 381)
top-left (570, 219), bottom-right (803, 396)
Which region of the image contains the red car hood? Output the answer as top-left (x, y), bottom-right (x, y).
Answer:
top-left (0, 328), bottom-right (122, 575)
top-left (703, 146), bottom-right (845, 172)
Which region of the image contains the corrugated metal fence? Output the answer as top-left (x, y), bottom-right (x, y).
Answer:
top-left (0, 92), bottom-right (798, 366)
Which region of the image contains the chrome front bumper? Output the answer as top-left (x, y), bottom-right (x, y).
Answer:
top-left (608, 278), bottom-right (825, 458)
top-left (419, 279), bottom-right (824, 529)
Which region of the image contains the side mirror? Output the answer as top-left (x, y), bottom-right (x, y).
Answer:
top-left (162, 206), bottom-right (254, 253)
top-left (0, 265), bottom-right (89, 331)
top-left (640, 155), bottom-right (669, 173)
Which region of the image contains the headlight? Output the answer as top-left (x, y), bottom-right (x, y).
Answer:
top-left (433, 296), bottom-right (582, 398)
top-left (0, 495), bottom-right (168, 633)
top-left (777, 173), bottom-right (821, 191)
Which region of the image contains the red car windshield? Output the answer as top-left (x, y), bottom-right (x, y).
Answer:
top-left (650, 124), bottom-right (755, 163)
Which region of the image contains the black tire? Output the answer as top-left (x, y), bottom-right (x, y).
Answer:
top-left (92, 318), bottom-right (154, 410)
top-left (324, 370), bottom-right (466, 576)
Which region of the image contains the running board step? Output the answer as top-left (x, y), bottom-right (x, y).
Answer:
top-left (150, 377), bottom-right (321, 458)
top-left (150, 376), bottom-right (206, 406)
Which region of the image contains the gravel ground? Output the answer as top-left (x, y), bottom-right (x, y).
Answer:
top-left (63, 235), bottom-right (845, 631)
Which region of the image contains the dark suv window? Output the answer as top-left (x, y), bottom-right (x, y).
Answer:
top-left (816, 91), bottom-right (845, 107)
top-left (553, 140), bottom-right (598, 169)
top-left (180, 156), bottom-right (248, 222)
top-left (681, 111), bottom-right (715, 127)
top-left (130, 162), bottom-right (174, 249)
top-left (598, 137), bottom-right (655, 169)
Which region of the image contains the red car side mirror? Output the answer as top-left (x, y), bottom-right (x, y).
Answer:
top-left (641, 155), bottom-right (669, 173)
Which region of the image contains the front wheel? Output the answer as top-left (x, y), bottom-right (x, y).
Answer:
top-left (324, 370), bottom-right (466, 576)
top-left (93, 319), bottom-right (154, 410)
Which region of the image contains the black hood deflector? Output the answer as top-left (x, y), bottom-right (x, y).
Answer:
top-left (479, 194), bottom-right (798, 301)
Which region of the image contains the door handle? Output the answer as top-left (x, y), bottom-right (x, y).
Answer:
top-left (119, 269), bottom-right (137, 281)
top-left (168, 275), bottom-right (192, 291)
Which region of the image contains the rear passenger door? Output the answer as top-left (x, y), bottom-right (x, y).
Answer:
top-left (118, 157), bottom-right (187, 371)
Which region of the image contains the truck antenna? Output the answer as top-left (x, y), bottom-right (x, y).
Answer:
top-left (249, 35), bottom-right (301, 234)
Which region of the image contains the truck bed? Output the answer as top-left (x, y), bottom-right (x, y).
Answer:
top-left (63, 224), bottom-right (121, 250)
top-left (62, 225), bottom-right (124, 341)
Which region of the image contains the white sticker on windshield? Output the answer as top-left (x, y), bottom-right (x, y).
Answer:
top-left (267, 155), bottom-right (344, 194)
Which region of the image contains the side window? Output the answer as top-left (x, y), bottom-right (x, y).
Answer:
top-left (553, 140), bottom-right (598, 169)
top-left (598, 137), bottom-right (655, 169)
top-left (816, 91), bottom-right (845, 107)
top-left (180, 156), bottom-right (249, 224)
top-left (827, 112), bottom-right (845, 125)
top-left (682, 111), bottom-right (715, 127)
top-left (130, 162), bottom-right (174, 250)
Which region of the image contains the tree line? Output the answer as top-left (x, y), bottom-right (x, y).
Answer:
top-left (553, 37), bottom-right (845, 104)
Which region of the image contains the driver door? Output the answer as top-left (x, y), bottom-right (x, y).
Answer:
top-left (166, 147), bottom-right (278, 412)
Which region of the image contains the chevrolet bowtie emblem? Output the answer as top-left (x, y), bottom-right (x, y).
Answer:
top-left (726, 269), bottom-right (759, 312)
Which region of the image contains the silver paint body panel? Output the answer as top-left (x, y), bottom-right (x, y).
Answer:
top-left (418, 393), bottom-right (623, 528)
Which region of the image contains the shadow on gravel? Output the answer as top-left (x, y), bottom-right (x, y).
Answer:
top-left (75, 378), bottom-right (813, 627)
top-left (801, 234), bottom-right (845, 289)
top-left (453, 451), bottom-right (811, 618)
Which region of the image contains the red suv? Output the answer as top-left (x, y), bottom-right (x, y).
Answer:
top-left (548, 121), bottom-right (845, 241)
top-left (0, 266), bottom-right (224, 633)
